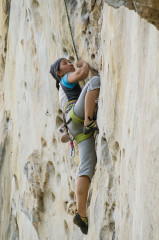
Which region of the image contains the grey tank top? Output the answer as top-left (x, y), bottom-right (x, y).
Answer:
top-left (59, 73), bottom-right (81, 112)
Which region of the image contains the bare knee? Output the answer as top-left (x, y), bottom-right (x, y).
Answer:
top-left (76, 176), bottom-right (90, 195)
top-left (90, 76), bottom-right (100, 87)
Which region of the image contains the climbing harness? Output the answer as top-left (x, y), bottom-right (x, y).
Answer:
top-left (64, 100), bottom-right (77, 113)
top-left (69, 105), bottom-right (84, 125)
top-left (57, 100), bottom-right (94, 157)
top-left (70, 140), bottom-right (75, 158)
top-left (65, 104), bottom-right (94, 144)
top-left (58, 99), bottom-right (98, 156)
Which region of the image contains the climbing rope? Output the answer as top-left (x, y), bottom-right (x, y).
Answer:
top-left (64, 0), bottom-right (86, 86)
top-left (63, 0), bottom-right (79, 61)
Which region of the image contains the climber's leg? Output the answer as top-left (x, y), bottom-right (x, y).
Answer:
top-left (73, 176), bottom-right (89, 234)
top-left (74, 76), bottom-right (100, 120)
top-left (84, 88), bottom-right (100, 126)
top-left (73, 76), bottom-right (100, 134)
top-left (76, 175), bottom-right (90, 217)
top-left (72, 134), bottom-right (97, 235)
top-left (76, 134), bottom-right (97, 214)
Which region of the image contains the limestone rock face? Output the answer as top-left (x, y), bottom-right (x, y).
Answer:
top-left (0, 0), bottom-right (159, 240)
top-left (104, 0), bottom-right (159, 29)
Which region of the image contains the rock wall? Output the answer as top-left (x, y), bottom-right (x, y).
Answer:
top-left (104, 0), bottom-right (159, 30)
top-left (0, 0), bottom-right (159, 239)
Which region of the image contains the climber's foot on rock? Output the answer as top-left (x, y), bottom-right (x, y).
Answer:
top-left (83, 119), bottom-right (98, 134)
top-left (73, 211), bottom-right (88, 235)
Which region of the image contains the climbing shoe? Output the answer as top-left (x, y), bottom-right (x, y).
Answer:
top-left (73, 212), bottom-right (88, 235)
top-left (83, 120), bottom-right (98, 134)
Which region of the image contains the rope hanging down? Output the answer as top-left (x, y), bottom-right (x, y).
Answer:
top-left (63, 0), bottom-right (79, 61)
top-left (63, 0), bottom-right (86, 86)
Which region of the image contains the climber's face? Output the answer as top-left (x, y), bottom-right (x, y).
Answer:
top-left (57, 58), bottom-right (75, 79)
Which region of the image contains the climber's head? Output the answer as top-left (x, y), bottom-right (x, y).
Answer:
top-left (50, 58), bottom-right (75, 90)
top-left (57, 58), bottom-right (75, 78)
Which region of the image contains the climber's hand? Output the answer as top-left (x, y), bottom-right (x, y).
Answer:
top-left (76, 59), bottom-right (86, 68)
top-left (68, 60), bottom-right (89, 83)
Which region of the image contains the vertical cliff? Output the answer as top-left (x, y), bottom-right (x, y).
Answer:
top-left (0, 0), bottom-right (159, 239)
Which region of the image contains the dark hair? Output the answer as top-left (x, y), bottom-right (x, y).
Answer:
top-left (50, 58), bottom-right (64, 91)
top-left (56, 80), bottom-right (60, 90)
top-left (56, 63), bottom-right (60, 90)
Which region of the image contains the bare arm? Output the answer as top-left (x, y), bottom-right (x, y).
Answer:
top-left (67, 60), bottom-right (89, 83)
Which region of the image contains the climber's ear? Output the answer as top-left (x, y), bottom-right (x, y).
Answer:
top-left (57, 71), bottom-right (63, 78)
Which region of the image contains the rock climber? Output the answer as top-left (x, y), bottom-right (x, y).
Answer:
top-left (50, 58), bottom-right (100, 235)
